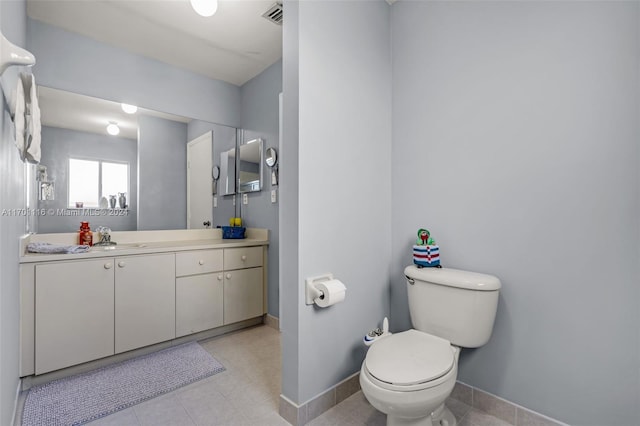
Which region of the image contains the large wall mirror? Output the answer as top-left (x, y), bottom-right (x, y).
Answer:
top-left (36, 86), bottom-right (238, 233)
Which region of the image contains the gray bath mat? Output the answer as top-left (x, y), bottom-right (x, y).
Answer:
top-left (22, 342), bottom-right (225, 426)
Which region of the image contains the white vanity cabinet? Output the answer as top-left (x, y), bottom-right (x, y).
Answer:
top-left (223, 247), bottom-right (264, 325)
top-left (20, 229), bottom-right (268, 378)
top-left (34, 258), bottom-right (115, 375)
top-left (175, 249), bottom-right (224, 337)
top-left (115, 253), bottom-right (176, 353)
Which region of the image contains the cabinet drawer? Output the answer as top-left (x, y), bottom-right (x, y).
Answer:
top-left (223, 246), bottom-right (263, 270)
top-left (176, 249), bottom-right (223, 277)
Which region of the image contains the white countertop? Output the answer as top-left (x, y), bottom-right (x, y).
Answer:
top-left (20, 228), bottom-right (269, 263)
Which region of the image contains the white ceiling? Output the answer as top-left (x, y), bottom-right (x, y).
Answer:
top-left (26, 0), bottom-right (283, 87)
top-left (38, 86), bottom-right (190, 140)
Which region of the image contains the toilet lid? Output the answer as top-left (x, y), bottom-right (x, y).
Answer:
top-left (365, 330), bottom-right (454, 386)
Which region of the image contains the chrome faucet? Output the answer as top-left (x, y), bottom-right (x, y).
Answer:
top-left (94, 226), bottom-right (117, 246)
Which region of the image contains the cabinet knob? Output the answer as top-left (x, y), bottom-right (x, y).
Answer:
top-left (241, 255), bottom-right (247, 261)
top-left (217, 274), bottom-right (223, 281)
top-left (104, 262), bottom-right (113, 269)
top-left (198, 260), bottom-right (205, 265)
top-left (118, 261), bottom-right (126, 268)
top-left (226, 273), bottom-right (232, 279)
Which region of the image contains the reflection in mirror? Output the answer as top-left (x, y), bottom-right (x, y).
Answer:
top-left (36, 86), bottom-right (236, 232)
top-left (265, 147), bottom-right (278, 167)
top-left (220, 148), bottom-right (237, 196)
top-left (211, 165), bottom-right (220, 196)
top-left (265, 147), bottom-right (278, 186)
top-left (238, 139), bottom-right (263, 193)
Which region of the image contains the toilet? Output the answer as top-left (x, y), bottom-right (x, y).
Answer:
top-left (360, 265), bottom-right (501, 426)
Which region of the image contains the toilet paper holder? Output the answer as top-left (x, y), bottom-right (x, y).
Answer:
top-left (305, 273), bottom-right (346, 306)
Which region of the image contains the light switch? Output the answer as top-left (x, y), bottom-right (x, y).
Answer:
top-left (213, 196), bottom-right (217, 208)
top-left (271, 189), bottom-right (277, 203)
top-left (242, 193), bottom-right (248, 205)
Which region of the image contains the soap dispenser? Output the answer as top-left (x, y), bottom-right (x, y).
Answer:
top-left (78, 221), bottom-right (93, 246)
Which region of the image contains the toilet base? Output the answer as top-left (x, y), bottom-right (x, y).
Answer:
top-left (432, 404), bottom-right (456, 426)
top-left (387, 404), bottom-right (457, 426)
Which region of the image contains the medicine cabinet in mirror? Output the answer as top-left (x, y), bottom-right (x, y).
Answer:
top-left (220, 138), bottom-right (263, 195)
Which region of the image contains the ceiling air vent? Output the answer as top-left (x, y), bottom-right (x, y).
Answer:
top-left (262, 2), bottom-right (283, 26)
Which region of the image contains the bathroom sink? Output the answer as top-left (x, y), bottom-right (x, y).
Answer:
top-left (91, 243), bottom-right (149, 251)
top-left (120, 243), bottom-right (149, 248)
top-left (92, 245), bottom-right (118, 251)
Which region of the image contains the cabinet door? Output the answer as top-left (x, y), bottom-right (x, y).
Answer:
top-left (223, 267), bottom-right (264, 325)
top-left (35, 259), bottom-right (115, 375)
top-left (115, 253), bottom-right (175, 353)
top-left (176, 273), bottom-right (223, 337)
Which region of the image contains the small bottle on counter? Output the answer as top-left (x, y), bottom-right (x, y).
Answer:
top-left (78, 221), bottom-right (93, 246)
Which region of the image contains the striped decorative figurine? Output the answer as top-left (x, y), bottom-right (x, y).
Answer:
top-left (413, 244), bottom-right (440, 267)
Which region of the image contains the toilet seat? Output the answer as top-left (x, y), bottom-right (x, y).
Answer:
top-left (364, 329), bottom-right (454, 391)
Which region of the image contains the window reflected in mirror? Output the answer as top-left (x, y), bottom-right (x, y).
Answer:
top-left (68, 158), bottom-right (129, 208)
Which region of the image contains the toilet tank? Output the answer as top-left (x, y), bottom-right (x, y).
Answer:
top-left (404, 265), bottom-right (501, 348)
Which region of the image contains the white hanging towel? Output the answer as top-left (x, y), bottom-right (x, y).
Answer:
top-left (13, 75), bottom-right (26, 159)
top-left (22, 73), bottom-right (41, 163)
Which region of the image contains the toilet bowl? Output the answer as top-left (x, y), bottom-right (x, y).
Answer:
top-left (360, 329), bottom-right (459, 426)
top-left (360, 266), bottom-right (501, 426)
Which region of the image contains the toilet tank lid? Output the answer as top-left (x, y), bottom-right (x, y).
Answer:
top-left (404, 265), bottom-right (501, 291)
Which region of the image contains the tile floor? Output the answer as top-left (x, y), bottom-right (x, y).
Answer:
top-left (25, 324), bottom-right (513, 426)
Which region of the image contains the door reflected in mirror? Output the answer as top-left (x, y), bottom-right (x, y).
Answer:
top-left (238, 139), bottom-right (263, 193)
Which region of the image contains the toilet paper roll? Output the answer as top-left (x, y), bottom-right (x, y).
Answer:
top-left (314, 279), bottom-right (346, 308)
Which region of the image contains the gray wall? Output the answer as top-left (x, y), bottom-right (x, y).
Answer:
top-left (27, 19), bottom-right (241, 127)
top-left (138, 115), bottom-right (187, 230)
top-left (280, 0), bottom-right (300, 402)
top-left (0, 1), bottom-right (28, 424)
top-left (38, 126), bottom-right (137, 232)
top-left (281, 0), bottom-right (392, 403)
top-left (391, 2), bottom-right (639, 425)
top-left (240, 59), bottom-right (282, 318)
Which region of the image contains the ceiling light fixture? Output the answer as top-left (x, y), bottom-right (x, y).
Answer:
top-left (190, 0), bottom-right (218, 17)
top-left (121, 103), bottom-right (138, 114)
top-left (106, 121), bottom-right (120, 136)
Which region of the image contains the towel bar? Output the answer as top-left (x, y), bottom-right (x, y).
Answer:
top-left (0, 32), bottom-right (35, 75)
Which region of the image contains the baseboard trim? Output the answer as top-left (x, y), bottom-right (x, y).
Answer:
top-left (279, 372), bottom-right (360, 426)
top-left (451, 381), bottom-right (569, 426)
top-left (264, 313), bottom-right (279, 330)
top-left (11, 378), bottom-right (22, 426)
top-left (279, 377), bottom-right (568, 426)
